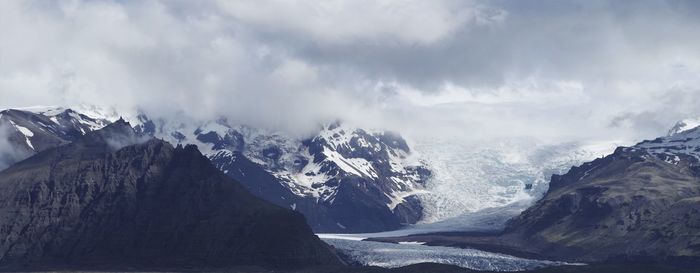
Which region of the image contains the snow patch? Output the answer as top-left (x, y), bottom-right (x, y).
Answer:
top-left (8, 121), bottom-right (35, 150)
top-left (636, 125), bottom-right (700, 162)
top-left (322, 147), bottom-right (377, 178)
top-left (14, 125), bottom-right (33, 137)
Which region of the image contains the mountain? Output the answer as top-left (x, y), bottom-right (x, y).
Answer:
top-left (133, 117), bottom-right (431, 232)
top-left (0, 107), bottom-right (110, 169)
top-left (0, 119), bottom-right (340, 270)
top-left (0, 106), bottom-right (429, 232)
top-left (371, 122), bottom-right (700, 264)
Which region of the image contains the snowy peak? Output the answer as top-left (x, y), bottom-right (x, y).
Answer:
top-left (667, 118), bottom-right (700, 136)
top-left (0, 107), bottom-right (110, 152)
top-left (313, 123), bottom-right (410, 161)
top-left (0, 107), bottom-right (112, 170)
top-left (306, 123), bottom-right (429, 207)
top-left (635, 120), bottom-right (700, 164)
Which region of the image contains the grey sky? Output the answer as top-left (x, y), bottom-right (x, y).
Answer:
top-left (1, 0), bottom-right (699, 142)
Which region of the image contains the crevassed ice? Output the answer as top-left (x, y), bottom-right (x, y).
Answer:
top-left (411, 136), bottom-right (617, 224)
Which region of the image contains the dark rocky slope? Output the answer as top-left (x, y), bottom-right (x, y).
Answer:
top-left (0, 119), bottom-right (340, 270)
top-left (495, 146), bottom-right (700, 262)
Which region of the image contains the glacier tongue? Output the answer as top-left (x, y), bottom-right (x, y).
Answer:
top-left (322, 238), bottom-right (578, 271)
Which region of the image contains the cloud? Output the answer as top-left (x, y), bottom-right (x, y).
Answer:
top-left (0, 123), bottom-right (31, 171)
top-left (105, 134), bottom-right (151, 151)
top-left (215, 0), bottom-right (496, 45)
top-left (0, 0), bottom-right (699, 143)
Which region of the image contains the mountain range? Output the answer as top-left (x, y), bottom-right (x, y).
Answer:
top-left (0, 107), bottom-right (430, 233)
top-left (2, 105), bottom-right (700, 271)
top-left (0, 106), bottom-right (609, 234)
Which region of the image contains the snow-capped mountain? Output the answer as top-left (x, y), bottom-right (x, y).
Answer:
top-left (666, 118), bottom-right (700, 137)
top-left (0, 106), bottom-right (110, 169)
top-left (635, 118), bottom-right (700, 165)
top-left (132, 116), bottom-right (431, 232)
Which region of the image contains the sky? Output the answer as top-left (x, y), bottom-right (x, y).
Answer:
top-left (1, 0), bottom-right (700, 143)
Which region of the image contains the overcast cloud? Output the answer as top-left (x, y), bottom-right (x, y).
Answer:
top-left (1, 0), bottom-right (699, 143)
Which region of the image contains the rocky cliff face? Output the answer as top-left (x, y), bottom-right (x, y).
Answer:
top-left (0, 120), bottom-right (340, 270)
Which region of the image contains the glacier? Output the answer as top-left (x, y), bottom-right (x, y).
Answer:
top-left (322, 238), bottom-right (581, 271)
top-left (411, 136), bottom-right (620, 224)
top-left (320, 136), bottom-right (619, 270)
